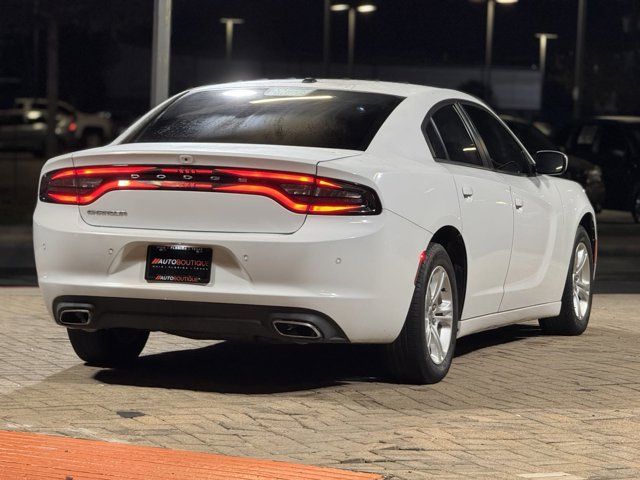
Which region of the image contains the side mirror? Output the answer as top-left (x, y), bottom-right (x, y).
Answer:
top-left (535, 150), bottom-right (568, 176)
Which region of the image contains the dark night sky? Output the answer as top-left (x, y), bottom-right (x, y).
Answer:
top-left (0, 0), bottom-right (638, 116)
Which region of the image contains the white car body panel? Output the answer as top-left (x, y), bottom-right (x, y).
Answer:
top-left (70, 144), bottom-right (359, 233)
top-left (499, 174), bottom-right (566, 311)
top-left (34, 79), bottom-right (596, 344)
top-left (443, 163), bottom-right (514, 320)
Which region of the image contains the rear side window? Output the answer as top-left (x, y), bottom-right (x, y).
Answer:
top-left (424, 119), bottom-right (447, 159)
top-left (430, 105), bottom-right (483, 166)
top-left (464, 105), bottom-right (530, 174)
top-left (125, 88), bottom-right (403, 151)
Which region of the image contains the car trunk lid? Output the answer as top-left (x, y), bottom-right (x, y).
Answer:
top-left (70, 143), bottom-right (360, 233)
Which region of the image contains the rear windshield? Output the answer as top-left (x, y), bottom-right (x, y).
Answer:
top-left (125, 87), bottom-right (403, 151)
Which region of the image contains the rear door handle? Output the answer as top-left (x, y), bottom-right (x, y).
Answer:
top-left (514, 197), bottom-right (524, 209)
top-left (462, 186), bottom-right (474, 199)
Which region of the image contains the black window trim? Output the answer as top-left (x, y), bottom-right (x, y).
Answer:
top-left (457, 101), bottom-right (536, 177)
top-left (421, 99), bottom-right (493, 172)
top-left (427, 118), bottom-right (448, 160)
top-left (422, 98), bottom-right (537, 177)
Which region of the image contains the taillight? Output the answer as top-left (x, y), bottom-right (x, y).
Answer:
top-left (39, 165), bottom-right (381, 215)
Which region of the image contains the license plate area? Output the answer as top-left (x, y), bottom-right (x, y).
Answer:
top-left (145, 245), bottom-right (212, 284)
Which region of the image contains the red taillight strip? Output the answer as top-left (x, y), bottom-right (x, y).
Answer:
top-left (215, 184), bottom-right (309, 213)
top-left (216, 168), bottom-right (316, 185)
top-left (51, 166), bottom-right (156, 180)
top-left (40, 165), bottom-right (381, 215)
top-left (309, 204), bottom-right (360, 213)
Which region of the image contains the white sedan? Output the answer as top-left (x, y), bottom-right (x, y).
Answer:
top-left (34, 80), bottom-right (596, 384)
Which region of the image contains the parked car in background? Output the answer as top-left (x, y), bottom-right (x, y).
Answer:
top-left (0, 98), bottom-right (113, 155)
top-left (557, 116), bottom-right (640, 222)
top-left (502, 115), bottom-right (605, 213)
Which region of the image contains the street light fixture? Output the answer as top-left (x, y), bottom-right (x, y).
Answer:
top-left (331, 3), bottom-right (350, 11)
top-left (219, 17), bottom-right (244, 62)
top-left (331, 2), bottom-right (377, 78)
top-left (471, 0), bottom-right (519, 99)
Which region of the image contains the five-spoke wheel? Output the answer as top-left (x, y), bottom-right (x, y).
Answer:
top-left (425, 266), bottom-right (454, 365)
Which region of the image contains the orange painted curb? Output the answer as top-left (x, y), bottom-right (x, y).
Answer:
top-left (0, 430), bottom-right (382, 480)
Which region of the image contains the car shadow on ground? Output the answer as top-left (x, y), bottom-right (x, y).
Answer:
top-left (93, 324), bottom-right (541, 394)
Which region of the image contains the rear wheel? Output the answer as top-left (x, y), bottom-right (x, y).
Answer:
top-left (386, 243), bottom-right (459, 384)
top-left (539, 226), bottom-right (593, 335)
top-left (67, 328), bottom-right (149, 367)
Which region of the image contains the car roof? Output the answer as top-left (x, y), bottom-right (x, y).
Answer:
top-left (189, 78), bottom-right (449, 98)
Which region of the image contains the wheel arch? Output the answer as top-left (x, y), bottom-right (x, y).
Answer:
top-left (429, 226), bottom-right (468, 317)
top-left (579, 212), bottom-right (597, 266)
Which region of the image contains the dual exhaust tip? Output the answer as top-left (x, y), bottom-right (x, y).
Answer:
top-left (58, 306), bottom-right (322, 340)
top-left (58, 308), bottom-right (92, 326)
top-left (272, 320), bottom-right (322, 339)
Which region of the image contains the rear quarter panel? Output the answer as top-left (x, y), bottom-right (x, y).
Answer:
top-left (319, 90), bottom-right (464, 236)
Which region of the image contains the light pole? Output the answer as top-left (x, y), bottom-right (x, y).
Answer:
top-left (220, 17), bottom-right (244, 62)
top-left (330, 3), bottom-right (377, 78)
top-left (573, 0), bottom-right (586, 118)
top-left (472, 0), bottom-right (519, 100)
top-left (535, 33), bottom-right (558, 86)
top-left (535, 33), bottom-right (558, 112)
top-left (323, 0), bottom-right (331, 76)
top-left (151, 0), bottom-right (172, 107)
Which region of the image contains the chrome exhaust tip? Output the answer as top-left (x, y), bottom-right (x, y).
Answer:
top-left (58, 308), bottom-right (92, 326)
top-left (273, 320), bottom-right (322, 339)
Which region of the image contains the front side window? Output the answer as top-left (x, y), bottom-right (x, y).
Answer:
top-left (430, 105), bottom-right (483, 166)
top-left (464, 105), bottom-right (530, 174)
top-left (125, 88), bottom-right (403, 151)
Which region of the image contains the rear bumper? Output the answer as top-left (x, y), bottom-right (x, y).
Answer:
top-left (34, 203), bottom-right (429, 343)
top-left (54, 295), bottom-right (348, 343)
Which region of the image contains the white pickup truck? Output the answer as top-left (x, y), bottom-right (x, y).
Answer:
top-left (0, 98), bottom-right (114, 155)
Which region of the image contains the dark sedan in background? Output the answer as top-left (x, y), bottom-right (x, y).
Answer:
top-left (557, 116), bottom-right (640, 222)
top-left (502, 115), bottom-right (606, 213)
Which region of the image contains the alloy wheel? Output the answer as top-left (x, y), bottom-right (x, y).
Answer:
top-left (572, 242), bottom-right (591, 320)
top-left (425, 266), bottom-right (454, 365)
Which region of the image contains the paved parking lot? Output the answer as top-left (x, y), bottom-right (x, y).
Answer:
top-left (1, 288), bottom-right (639, 480)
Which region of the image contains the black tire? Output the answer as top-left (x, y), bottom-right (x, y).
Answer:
top-left (539, 226), bottom-right (593, 335)
top-left (386, 243), bottom-right (459, 384)
top-left (67, 328), bottom-right (149, 367)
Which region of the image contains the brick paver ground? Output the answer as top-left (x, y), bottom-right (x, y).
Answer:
top-left (1, 288), bottom-right (639, 479)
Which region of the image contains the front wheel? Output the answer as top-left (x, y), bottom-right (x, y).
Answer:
top-left (386, 243), bottom-right (459, 384)
top-left (539, 226), bottom-right (593, 335)
top-left (67, 328), bottom-right (149, 367)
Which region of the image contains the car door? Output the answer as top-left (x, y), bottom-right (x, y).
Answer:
top-left (461, 104), bottom-right (565, 311)
top-left (425, 103), bottom-right (513, 320)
